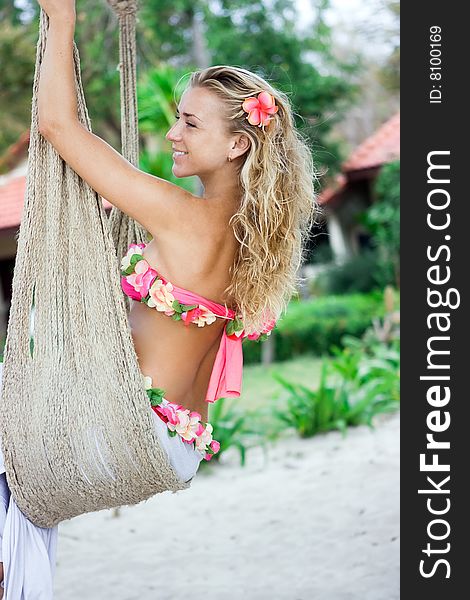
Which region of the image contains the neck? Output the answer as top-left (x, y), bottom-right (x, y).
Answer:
top-left (198, 166), bottom-right (241, 205)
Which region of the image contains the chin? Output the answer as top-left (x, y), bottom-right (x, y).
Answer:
top-left (171, 166), bottom-right (185, 178)
top-left (172, 166), bottom-right (197, 179)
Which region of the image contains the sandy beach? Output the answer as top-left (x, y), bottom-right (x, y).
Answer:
top-left (53, 410), bottom-right (400, 600)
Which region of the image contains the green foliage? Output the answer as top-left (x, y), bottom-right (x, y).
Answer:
top-left (0, 1), bottom-right (26, 25)
top-left (315, 248), bottom-right (383, 295)
top-left (0, 0), bottom-right (124, 155)
top-left (138, 64), bottom-right (188, 134)
top-left (360, 160), bottom-right (400, 288)
top-left (199, 396), bottom-right (271, 468)
top-left (73, 5), bottom-right (122, 143)
top-left (242, 292), bottom-right (385, 364)
top-left (3, 0), bottom-right (359, 178)
top-left (378, 1), bottom-right (400, 93)
top-left (271, 363), bottom-right (346, 436)
top-left (308, 241), bottom-right (334, 265)
top-left (0, 18), bottom-right (37, 158)
top-left (271, 320), bottom-right (400, 437)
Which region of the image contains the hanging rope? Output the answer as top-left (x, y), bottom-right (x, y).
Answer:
top-left (106, 0), bottom-right (149, 310)
top-left (0, 5), bottom-right (188, 529)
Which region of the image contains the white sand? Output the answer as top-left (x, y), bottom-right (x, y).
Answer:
top-left (54, 411), bottom-right (400, 600)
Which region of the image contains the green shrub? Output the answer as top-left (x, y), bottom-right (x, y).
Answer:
top-left (243, 292), bottom-right (386, 364)
top-left (308, 241), bottom-right (334, 265)
top-left (315, 248), bottom-right (383, 295)
top-left (360, 160), bottom-right (400, 288)
top-left (271, 363), bottom-right (348, 436)
top-left (199, 396), bottom-right (273, 468)
top-left (271, 331), bottom-right (400, 438)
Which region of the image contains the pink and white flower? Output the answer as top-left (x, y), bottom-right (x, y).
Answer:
top-left (122, 259), bottom-right (157, 300)
top-left (147, 278), bottom-right (176, 315)
top-left (195, 422), bottom-right (214, 452)
top-left (150, 394), bottom-right (221, 461)
top-left (154, 399), bottom-right (183, 427)
top-left (120, 243), bottom-right (145, 271)
top-left (244, 317), bottom-right (277, 340)
top-left (167, 408), bottom-right (201, 442)
top-left (181, 305), bottom-right (217, 327)
top-left (204, 439), bottom-right (221, 461)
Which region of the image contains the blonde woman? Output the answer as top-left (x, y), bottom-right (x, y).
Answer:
top-left (0, 0), bottom-right (319, 595)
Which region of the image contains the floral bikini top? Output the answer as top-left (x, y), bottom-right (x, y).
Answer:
top-left (120, 242), bottom-right (276, 404)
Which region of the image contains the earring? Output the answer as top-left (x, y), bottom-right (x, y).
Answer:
top-left (227, 156), bottom-right (232, 162)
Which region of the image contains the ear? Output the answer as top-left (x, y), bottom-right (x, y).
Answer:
top-left (230, 133), bottom-right (251, 160)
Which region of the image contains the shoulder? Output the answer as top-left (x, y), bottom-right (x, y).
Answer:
top-left (147, 193), bottom-right (235, 241)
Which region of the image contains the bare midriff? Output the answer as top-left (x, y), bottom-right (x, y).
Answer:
top-left (128, 223), bottom-right (238, 422)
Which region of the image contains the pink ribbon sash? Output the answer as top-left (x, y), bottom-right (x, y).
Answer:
top-left (170, 285), bottom-right (243, 404)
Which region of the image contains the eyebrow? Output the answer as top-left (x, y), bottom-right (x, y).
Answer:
top-left (176, 108), bottom-right (202, 122)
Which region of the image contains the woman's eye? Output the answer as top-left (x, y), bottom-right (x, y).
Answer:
top-left (174, 113), bottom-right (195, 127)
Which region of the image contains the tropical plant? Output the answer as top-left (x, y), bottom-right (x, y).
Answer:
top-left (271, 310), bottom-right (400, 437)
top-left (360, 160), bottom-right (400, 288)
top-left (271, 363), bottom-right (349, 437)
top-left (314, 247), bottom-right (383, 295)
top-left (199, 396), bottom-right (273, 468)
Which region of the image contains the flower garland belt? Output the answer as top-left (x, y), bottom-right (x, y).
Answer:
top-left (143, 375), bottom-right (220, 461)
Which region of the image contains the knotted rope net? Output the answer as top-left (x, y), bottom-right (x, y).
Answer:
top-left (106, 0), bottom-right (148, 267)
top-left (0, 1), bottom-right (188, 529)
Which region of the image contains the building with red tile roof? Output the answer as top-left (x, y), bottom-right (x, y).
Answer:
top-left (342, 112), bottom-right (400, 173)
top-left (315, 112), bottom-right (399, 263)
top-left (318, 112), bottom-right (400, 207)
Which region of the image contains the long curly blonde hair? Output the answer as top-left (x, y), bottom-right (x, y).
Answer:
top-left (183, 65), bottom-right (321, 335)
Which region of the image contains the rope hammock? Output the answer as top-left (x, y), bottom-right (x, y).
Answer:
top-left (0, 0), bottom-right (191, 529)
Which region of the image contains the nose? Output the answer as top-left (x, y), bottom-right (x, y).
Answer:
top-left (165, 121), bottom-right (181, 142)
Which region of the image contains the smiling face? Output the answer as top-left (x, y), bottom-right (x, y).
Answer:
top-left (165, 86), bottom-right (246, 180)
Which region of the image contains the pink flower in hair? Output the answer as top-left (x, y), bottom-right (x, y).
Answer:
top-left (242, 92), bottom-right (278, 127)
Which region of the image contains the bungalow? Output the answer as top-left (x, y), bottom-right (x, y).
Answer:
top-left (317, 111), bottom-right (400, 263)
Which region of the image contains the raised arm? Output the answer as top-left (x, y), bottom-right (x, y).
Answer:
top-left (36, 2), bottom-right (199, 236)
